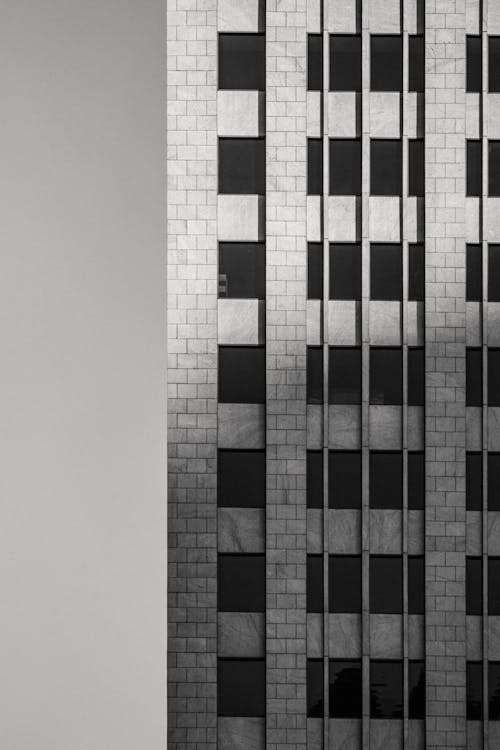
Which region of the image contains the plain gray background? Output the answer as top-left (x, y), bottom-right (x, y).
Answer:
top-left (0, 1), bottom-right (165, 748)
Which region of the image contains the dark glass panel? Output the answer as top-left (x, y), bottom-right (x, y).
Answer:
top-left (409, 661), bottom-right (425, 720)
top-left (408, 556), bottom-right (424, 615)
top-left (466, 244), bottom-right (482, 302)
top-left (330, 139), bottom-right (361, 195)
top-left (308, 34), bottom-right (323, 91)
top-left (371, 139), bottom-right (402, 196)
top-left (218, 450), bottom-right (265, 508)
top-left (307, 346), bottom-right (324, 404)
top-left (307, 659), bottom-right (324, 717)
top-left (307, 555), bottom-right (324, 613)
top-left (218, 659), bottom-right (265, 716)
top-left (330, 35), bottom-right (362, 91)
top-left (370, 452), bottom-right (402, 510)
top-left (466, 348), bottom-right (483, 407)
top-left (370, 556), bottom-right (403, 614)
top-left (329, 555), bottom-right (362, 613)
top-left (219, 138), bottom-right (265, 194)
top-left (466, 556), bottom-right (483, 616)
top-left (329, 660), bottom-right (362, 718)
top-left (330, 243), bottom-right (362, 300)
top-left (466, 452), bottom-right (483, 512)
top-left (218, 34), bottom-right (265, 90)
top-left (219, 242), bottom-right (265, 299)
top-left (467, 662), bottom-right (483, 720)
top-left (329, 451), bottom-right (362, 509)
top-left (370, 660), bottom-right (403, 718)
top-left (219, 346), bottom-right (265, 403)
top-left (307, 450), bottom-right (323, 509)
top-left (371, 35), bottom-right (402, 91)
top-left (370, 244), bottom-right (402, 300)
top-left (370, 347), bottom-right (402, 405)
top-left (308, 242), bottom-right (323, 299)
top-left (218, 554), bottom-right (265, 612)
top-left (408, 452), bottom-right (424, 511)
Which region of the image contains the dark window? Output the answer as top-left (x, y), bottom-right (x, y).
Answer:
top-left (370, 556), bottom-right (402, 614)
top-left (329, 555), bottom-right (362, 613)
top-left (408, 347), bottom-right (424, 406)
top-left (467, 140), bottom-right (482, 197)
top-left (307, 659), bottom-right (324, 717)
top-left (466, 452), bottom-right (483, 512)
top-left (489, 141), bottom-right (500, 196)
top-left (408, 452), bottom-right (425, 511)
top-left (307, 555), bottom-right (324, 613)
top-left (218, 450), bottom-right (265, 508)
top-left (329, 451), bottom-right (362, 509)
top-left (489, 245), bottom-right (500, 301)
top-left (370, 244), bottom-right (402, 300)
top-left (466, 348), bottom-right (483, 407)
top-left (467, 662), bottom-right (483, 720)
top-left (218, 659), bottom-right (265, 716)
top-left (409, 35), bottom-right (424, 92)
top-left (408, 556), bottom-right (424, 615)
top-left (330, 243), bottom-right (362, 300)
top-left (370, 347), bottom-right (402, 405)
top-left (330, 35), bottom-right (362, 91)
top-left (371, 35), bottom-right (402, 91)
top-left (489, 37), bottom-right (500, 93)
top-left (308, 139), bottom-right (323, 195)
top-left (370, 452), bottom-right (402, 510)
top-left (489, 558), bottom-right (500, 616)
top-left (330, 139), bottom-right (361, 195)
top-left (330, 660), bottom-right (362, 718)
top-left (371, 140), bottom-right (402, 196)
top-left (490, 454), bottom-right (500, 511)
top-left (409, 661), bottom-right (425, 720)
top-left (489, 349), bottom-right (500, 405)
top-left (409, 243), bottom-right (424, 301)
top-left (307, 346), bottom-right (324, 404)
top-left (308, 35), bottom-right (323, 91)
top-left (489, 662), bottom-right (500, 720)
top-left (329, 347), bottom-right (361, 404)
top-left (370, 660), bottom-right (403, 718)
top-left (219, 346), bottom-right (265, 403)
top-left (409, 140), bottom-right (424, 196)
top-left (466, 244), bottom-right (482, 302)
top-left (218, 34), bottom-right (265, 90)
top-left (307, 451), bottom-right (323, 509)
top-left (308, 243), bottom-right (323, 299)
top-left (467, 36), bottom-right (482, 93)
top-left (219, 243), bottom-right (265, 299)
top-left (466, 556), bottom-right (483, 616)
top-left (219, 138), bottom-right (265, 194)
top-left (218, 554), bottom-right (265, 612)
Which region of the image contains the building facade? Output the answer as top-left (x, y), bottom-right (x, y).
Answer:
top-left (167, 0), bottom-right (500, 748)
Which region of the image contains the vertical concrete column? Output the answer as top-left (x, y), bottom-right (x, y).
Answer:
top-left (266, 2), bottom-right (308, 748)
top-left (167, 1), bottom-right (218, 747)
top-left (425, 2), bottom-right (467, 748)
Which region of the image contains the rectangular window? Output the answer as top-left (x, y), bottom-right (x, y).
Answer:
top-left (307, 451), bottom-right (323, 509)
top-left (329, 555), bottom-right (362, 613)
top-left (371, 140), bottom-right (402, 196)
top-left (308, 34), bottom-right (323, 91)
top-left (467, 36), bottom-right (482, 93)
top-left (370, 347), bottom-right (402, 405)
top-left (329, 451), bottom-right (361, 509)
top-left (330, 243), bottom-right (362, 300)
top-left (308, 243), bottom-right (323, 299)
top-left (307, 659), bottom-right (324, 717)
top-left (408, 347), bottom-right (424, 406)
top-left (219, 242), bottom-right (265, 299)
top-left (489, 37), bottom-right (500, 93)
top-left (307, 554), bottom-right (324, 613)
top-left (408, 452), bottom-right (425, 511)
top-left (467, 662), bottom-right (483, 720)
top-left (466, 556), bottom-right (483, 616)
top-left (330, 660), bottom-right (362, 718)
top-left (370, 244), bottom-right (402, 300)
top-left (466, 452), bottom-right (483, 512)
top-left (370, 35), bottom-right (402, 91)
top-left (370, 452), bottom-right (402, 510)
top-left (466, 244), bottom-right (482, 302)
top-left (489, 558), bottom-right (500, 616)
top-left (467, 140), bottom-right (482, 197)
top-left (466, 348), bottom-right (483, 407)
top-left (218, 554), bottom-right (265, 612)
top-left (409, 661), bottom-right (425, 720)
top-left (218, 138), bottom-right (265, 195)
top-left (489, 662), bottom-right (500, 719)
top-left (489, 141), bottom-right (500, 196)
top-left (408, 556), bottom-right (424, 615)
top-left (409, 35), bottom-right (424, 92)
top-left (218, 450), bottom-right (265, 508)
top-left (219, 346), bottom-right (265, 403)
top-left (489, 349), bottom-right (500, 405)
top-left (330, 139), bottom-right (361, 195)
top-left (218, 659), bottom-right (265, 717)
top-left (409, 243), bottom-right (424, 301)
top-left (308, 138), bottom-right (323, 195)
top-left (489, 244), bottom-right (500, 301)
top-left (409, 139), bottom-right (424, 196)
top-left (370, 556), bottom-right (403, 614)
top-left (329, 347), bottom-right (361, 404)
top-left (218, 34), bottom-right (265, 90)
top-left (370, 660), bottom-right (403, 718)
top-left (307, 346), bottom-right (324, 404)
top-left (330, 35), bottom-right (362, 91)
top-left (489, 454), bottom-right (500, 511)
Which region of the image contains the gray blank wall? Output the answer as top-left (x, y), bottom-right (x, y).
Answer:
top-left (0, 2), bottom-right (164, 748)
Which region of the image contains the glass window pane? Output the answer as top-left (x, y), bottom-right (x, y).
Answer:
top-left (489, 244), bottom-right (500, 302)
top-left (489, 454), bottom-right (500, 511)
top-left (307, 660), bottom-right (324, 717)
top-left (330, 243), bottom-right (362, 300)
top-left (409, 36), bottom-right (424, 92)
top-left (308, 243), bottom-right (323, 299)
top-left (370, 660), bottom-right (403, 718)
top-left (466, 452), bottom-right (483, 512)
top-left (329, 347), bottom-right (361, 404)
top-left (489, 37), bottom-right (500, 93)
top-left (218, 659), bottom-right (265, 716)
top-left (218, 34), bottom-right (265, 90)
top-left (219, 346), bottom-right (265, 403)
top-left (218, 554), bottom-right (265, 612)
top-left (371, 35), bottom-right (402, 91)
top-left (219, 138), bottom-right (265, 194)
top-left (371, 140), bottom-right (402, 196)
top-left (308, 35), bottom-right (323, 91)
top-left (330, 35), bottom-right (362, 91)
top-left (409, 139), bottom-right (424, 196)
top-left (408, 347), bottom-right (424, 406)
top-left (409, 243), bottom-right (424, 301)
top-left (308, 139), bottom-right (323, 195)
top-left (489, 558), bottom-right (500, 616)
top-left (307, 555), bottom-right (324, 613)
top-left (467, 140), bottom-right (482, 197)
top-left (466, 557), bottom-right (483, 616)
top-left (219, 242), bottom-right (265, 299)
top-left (370, 556), bottom-right (402, 614)
top-left (467, 662), bottom-right (483, 720)
top-left (370, 244), bottom-right (402, 300)
top-left (330, 139), bottom-right (361, 195)
top-left (408, 452), bottom-right (425, 511)
top-left (370, 347), bottom-right (402, 405)
top-left (467, 36), bottom-right (482, 93)
top-left (329, 451), bottom-right (362, 509)
top-left (307, 451), bottom-right (323, 509)
top-left (307, 347), bottom-right (324, 404)
top-left (489, 141), bottom-right (500, 196)
top-left (467, 244), bottom-right (482, 302)
top-left (489, 662), bottom-right (500, 720)
top-left (489, 349), bottom-right (500, 405)
top-left (466, 348), bottom-right (483, 407)
top-left (409, 661), bottom-right (425, 720)
top-left (408, 556), bottom-right (424, 615)
top-left (218, 450), bottom-right (265, 508)
top-left (330, 660), bottom-right (362, 718)
top-left (329, 555), bottom-right (362, 613)
top-left (370, 452), bottom-right (402, 510)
